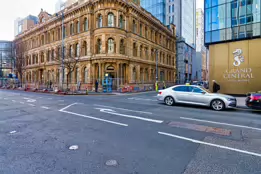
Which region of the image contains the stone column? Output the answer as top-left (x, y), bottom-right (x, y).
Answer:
top-left (117, 63), bottom-right (120, 89)
top-left (137, 65), bottom-right (140, 83)
top-left (99, 62), bottom-right (102, 85)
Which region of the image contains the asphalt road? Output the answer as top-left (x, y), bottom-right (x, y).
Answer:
top-left (1, 90), bottom-right (261, 174)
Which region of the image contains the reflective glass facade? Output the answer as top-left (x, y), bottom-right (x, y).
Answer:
top-left (140, 0), bottom-right (166, 24)
top-left (205, 0), bottom-right (261, 45)
top-left (0, 41), bottom-right (14, 78)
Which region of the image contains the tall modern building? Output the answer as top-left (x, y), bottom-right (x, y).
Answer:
top-left (140, 0), bottom-right (166, 24)
top-left (193, 8), bottom-right (208, 81)
top-left (0, 41), bottom-right (14, 85)
top-left (141, 0), bottom-right (196, 84)
top-left (14, 15), bottom-right (38, 36)
top-left (205, 0), bottom-right (261, 94)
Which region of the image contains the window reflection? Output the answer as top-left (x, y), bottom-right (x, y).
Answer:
top-left (205, 0), bottom-right (261, 44)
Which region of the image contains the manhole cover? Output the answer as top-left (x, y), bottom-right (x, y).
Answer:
top-left (9, 131), bottom-right (17, 134)
top-left (105, 160), bottom-right (118, 166)
top-left (69, 145), bottom-right (79, 150)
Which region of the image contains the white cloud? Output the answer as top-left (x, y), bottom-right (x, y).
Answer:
top-left (0, 0), bottom-right (55, 41)
top-left (196, 0), bottom-right (204, 9)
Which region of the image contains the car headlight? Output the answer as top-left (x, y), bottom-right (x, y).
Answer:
top-left (226, 98), bottom-right (235, 101)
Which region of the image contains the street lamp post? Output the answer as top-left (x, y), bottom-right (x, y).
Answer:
top-left (0, 51), bottom-right (2, 86)
top-left (155, 49), bottom-right (159, 92)
top-left (57, 12), bottom-right (65, 90)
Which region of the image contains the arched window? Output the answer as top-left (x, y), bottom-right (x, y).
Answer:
top-left (98, 14), bottom-right (102, 28)
top-left (119, 15), bottom-right (124, 29)
top-left (140, 45), bottom-right (143, 58)
top-left (133, 20), bottom-right (137, 33)
top-left (145, 69), bottom-right (148, 82)
top-left (77, 21), bottom-right (80, 33)
top-left (70, 23), bottom-right (74, 35)
top-left (108, 13), bottom-right (114, 27)
top-left (57, 47), bottom-right (61, 60)
top-left (133, 67), bottom-right (137, 82)
top-left (133, 43), bottom-right (137, 57)
top-left (47, 33), bottom-right (50, 43)
top-left (84, 18), bottom-right (88, 31)
top-left (63, 26), bottom-right (66, 38)
top-left (84, 67), bottom-right (88, 83)
top-left (47, 50), bottom-right (50, 62)
top-left (83, 41), bottom-right (87, 56)
top-left (75, 43), bottom-right (80, 57)
top-left (140, 24), bottom-right (143, 36)
top-left (58, 28), bottom-right (61, 40)
top-left (145, 26), bottom-right (148, 38)
top-left (41, 35), bottom-right (44, 45)
top-left (97, 39), bottom-right (102, 54)
top-left (52, 31), bottom-right (55, 41)
top-left (70, 45), bottom-right (73, 57)
top-left (120, 39), bottom-right (125, 55)
top-left (51, 49), bottom-right (54, 61)
top-left (41, 52), bottom-right (44, 63)
top-left (107, 38), bottom-right (115, 53)
top-left (145, 47), bottom-right (148, 59)
top-left (75, 67), bottom-right (79, 83)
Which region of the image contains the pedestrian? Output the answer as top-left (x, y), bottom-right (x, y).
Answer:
top-left (50, 81), bottom-right (52, 89)
top-left (212, 80), bottom-right (220, 93)
top-left (77, 81), bottom-right (81, 91)
top-left (95, 80), bottom-right (99, 93)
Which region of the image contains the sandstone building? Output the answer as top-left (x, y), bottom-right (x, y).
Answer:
top-left (14, 0), bottom-right (176, 91)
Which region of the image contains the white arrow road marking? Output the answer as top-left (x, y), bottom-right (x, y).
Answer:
top-left (41, 106), bottom-right (49, 109)
top-left (93, 104), bottom-right (152, 115)
top-left (23, 97), bottom-right (36, 103)
top-left (59, 103), bottom-right (128, 127)
top-left (158, 132), bottom-right (261, 157)
top-left (95, 108), bottom-right (163, 124)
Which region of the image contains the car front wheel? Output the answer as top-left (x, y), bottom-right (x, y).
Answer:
top-left (211, 99), bottom-right (225, 111)
top-left (165, 96), bottom-right (175, 106)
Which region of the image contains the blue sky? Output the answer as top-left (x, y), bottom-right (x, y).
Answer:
top-left (0, 0), bottom-right (204, 41)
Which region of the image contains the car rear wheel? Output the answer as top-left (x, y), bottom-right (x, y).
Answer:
top-left (211, 99), bottom-right (225, 111)
top-left (165, 96), bottom-right (175, 106)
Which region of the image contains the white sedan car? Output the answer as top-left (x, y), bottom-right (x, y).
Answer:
top-left (157, 85), bottom-right (237, 111)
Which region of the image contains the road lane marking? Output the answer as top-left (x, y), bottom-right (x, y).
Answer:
top-left (4, 98), bottom-right (7, 100)
top-left (93, 104), bottom-right (152, 115)
top-left (20, 102), bottom-right (24, 104)
top-left (96, 108), bottom-right (163, 123)
top-left (41, 106), bottom-right (49, 109)
top-left (60, 110), bottom-right (128, 127)
top-left (12, 100), bottom-right (16, 103)
top-left (158, 131), bottom-right (261, 157)
top-left (58, 100), bottom-right (64, 102)
top-left (48, 98), bottom-right (52, 100)
top-left (128, 97), bottom-right (158, 102)
top-left (28, 104), bottom-right (35, 107)
top-left (180, 117), bottom-right (261, 131)
top-left (59, 103), bottom-right (78, 112)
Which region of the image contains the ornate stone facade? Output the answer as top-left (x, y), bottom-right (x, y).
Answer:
top-left (14, 0), bottom-right (176, 91)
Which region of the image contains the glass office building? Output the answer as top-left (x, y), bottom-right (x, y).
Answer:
top-left (0, 41), bottom-right (14, 79)
top-left (140, 0), bottom-right (166, 24)
top-left (205, 0), bottom-right (261, 45)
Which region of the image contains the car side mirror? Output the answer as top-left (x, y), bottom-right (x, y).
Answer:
top-left (201, 91), bottom-right (206, 94)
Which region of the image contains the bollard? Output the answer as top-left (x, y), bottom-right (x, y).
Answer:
top-left (86, 88), bottom-right (88, 95)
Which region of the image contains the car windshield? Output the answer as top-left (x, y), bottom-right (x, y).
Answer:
top-left (200, 87), bottom-right (211, 93)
